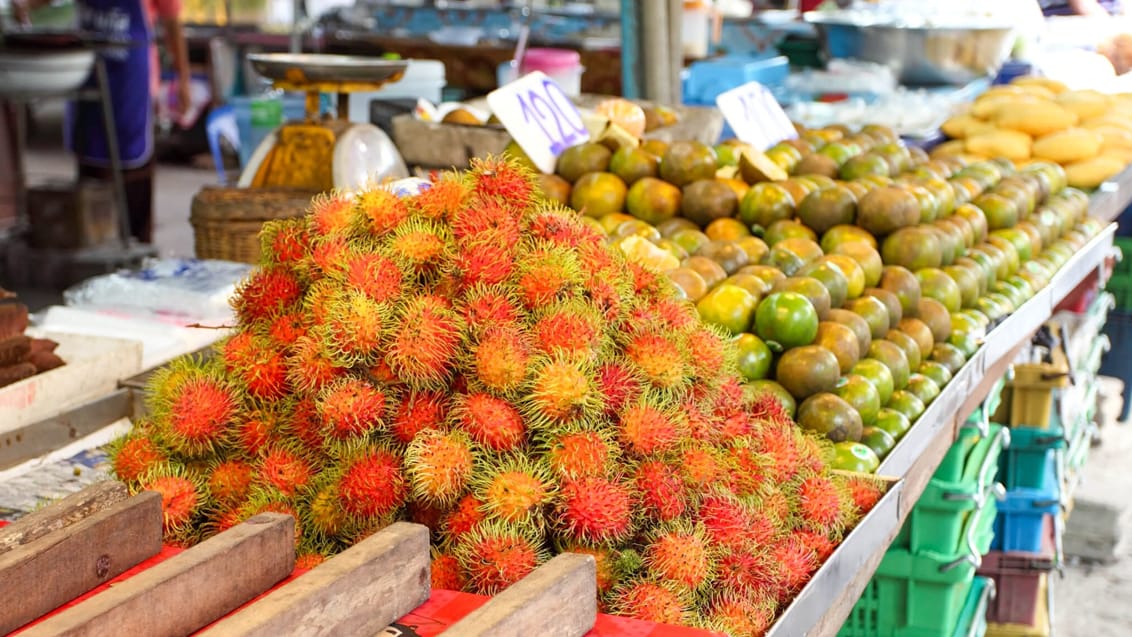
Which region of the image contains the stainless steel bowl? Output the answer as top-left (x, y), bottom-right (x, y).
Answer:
top-left (804, 12), bottom-right (1015, 86)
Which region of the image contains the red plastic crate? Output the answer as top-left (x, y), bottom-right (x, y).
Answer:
top-left (977, 515), bottom-right (1056, 626)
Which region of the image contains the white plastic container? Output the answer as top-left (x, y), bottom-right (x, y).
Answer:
top-left (520, 48), bottom-right (584, 97)
top-left (347, 59), bottom-right (447, 124)
top-left (683, 0), bottom-right (712, 59)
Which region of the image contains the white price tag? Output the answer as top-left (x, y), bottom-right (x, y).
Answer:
top-left (716, 81), bottom-right (797, 151)
top-left (487, 71), bottom-right (591, 174)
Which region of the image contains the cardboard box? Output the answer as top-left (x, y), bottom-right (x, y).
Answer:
top-left (0, 330), bottom-right (143, 435)
top-left (27, 180), bottom-right (118, 250)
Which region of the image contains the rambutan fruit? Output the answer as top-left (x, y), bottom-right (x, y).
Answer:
top-left (753, 420), bottom-right (802, 484)
top-left (555, 475), bottom-right (634, 544)
top-left (531, 302), bottom-right (603, 359)
top-left (750, 388), bottom-right (795, 429)
top-left (286, 397), bottom-right (325, 453)
top-left (596, 362), bottom-right (642, 417)
top-left (683, 400), bottom-right (723, 443)
top-left (473, 456), bottom-right (555, 529)
top-left (386, 294), bottom-right (464, 390)
top-left (408, 500), bottom-right (446, 535)
top-left (405, 429), bottom-right (476, 506)
top-left (302, 480), bottom-right (346, 536)
top-left (287, 336), bottom-right (346, 395)
top-left (557, 542), bottom-right (621, 595)
top-left (235, 343), bottom-right (290, 400)
top-left (412, 173), bottom-right (470, 220)
top-left (309, 236), bottom-right (350, 280)
top-left (724, 438), bottom-right (770, 498)
top-left (794, 474), bottom-right (851, 534)
top-left (795, 529), bottom-right (836, 562)
top-left (453, 232), bottom-right (516, 289)
top-left (453, 392), bottom-right (526, 452)
top-left (449, 196), bottom-right (522, 243)
top-left (308, 191), bottom-right (356, 239)
top-left (628, 262), bottom-right (672, 300)
top-left (267, 311), bottom-right (308, 350)
top-left (607, 579), bottom-right (690, 627)
top-left (353, 186), bottom-right (409, 236)
top-left (259, 218), bottom-right (311, 271)
top-left (455, 520), bottom-right (549, 595)
top-left (443, 494), bottom-right (485, 544)
top-left (543, 428), bottom-right (614, 480)
top-left (232, 267), bottom-right (303, 324)
top-left (526, 209), bottom-right (592, 248)
top-left (109, 432), bottom-right (167, 484)
top-left (389, 390), bottom-right (449, 445)
top-left (469, 155), bottom-right (537, 210)
top-left (235, 407), bottom-right (282, 457)
top-left (514, 244), bottom-right (583, 309)
top-left (706, 594), bottom-right (777, 637)
top-left (772, 535), bottom-right (819, 598)
top-left (843, 474), bottom-right (887, 515)
top-left (388, 217), bottom-right (452, 276)
top-left (625, 329), bottom-right (689, 390)
top-left (716, 549), bottom-right (786, 599)
top-left (341, 251), bottom-right (404, 303)
top-left (138, 463), bottom-right (204, 535)
top-left (524, 357), bottom-right (599, 428)
top-left (461, 284), bottom-right (522, 332)
top-left (149, 362), bottom-right (238, 457)
top-left (318, 377), bottom-right (388, 440)
top-left (685, 326), bottom-right (733, 384)
top-left (751, 487), bottom-right (793, 541)
top-left (238, 487), bottom-right (302, 543)
top-left (634, 460), bottom-right (687, 523)
top-left (295, 552), bottom-right (328, 571)
top-left (472, 326), bottom-right (531, 395)
top-left (617, 400), bottom-right (685, 458)
top-left (335, 444), bottom-right (407, 519)
top-left (584, 276), bottom-right (628, 324)
top-left (431, 548), bottom-right (467, 591)
top-left (314, 288), bottom-right (388, 365)
top-left (258, 444), bottom-right (314, 497)
top-left (207, 459), bottom-right (254, 505)
top-left (643, 523), bottom-right (713, 591)
top-left (697, 491), bottom-right (756, 551)
top-left (677, 443), bottom-right (725, 489)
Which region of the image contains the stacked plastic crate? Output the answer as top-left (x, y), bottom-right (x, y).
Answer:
top-left (839, 390), bottom-right (1006, 637)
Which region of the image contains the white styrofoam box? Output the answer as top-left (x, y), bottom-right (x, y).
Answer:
top-left (347, 60), bottom-right (447, 124)
top-left (0, 331), bottom-right (143, 434)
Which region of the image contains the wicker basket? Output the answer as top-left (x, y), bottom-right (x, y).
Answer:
top-left (190, 186), bottom-right (317, 264)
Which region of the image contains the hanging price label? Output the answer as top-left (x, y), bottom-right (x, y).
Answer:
top-left (716, 81), bottom-right (797, 151)
top-left (487, 71), bottom-right (591, 174)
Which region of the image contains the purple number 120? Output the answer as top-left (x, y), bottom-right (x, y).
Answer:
top-left (517, 80), bottom-right (588, 155)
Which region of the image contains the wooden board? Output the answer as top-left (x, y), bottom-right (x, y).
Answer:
top-left (19, 513), bottom-right (295, 637)
top-left (441, 553), bottom-right (597, 637)
top-left (0, 481), bottom-right (129, 555)
top-left (0, 490), bottom-right (163, 635)
top-left (0, 389), bottom-right (135, 471)
top-left (199, 522), bottom-right (430, 636)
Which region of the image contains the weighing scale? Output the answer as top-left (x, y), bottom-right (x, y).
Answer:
top-left (238, 53), bottom-right (411, 192)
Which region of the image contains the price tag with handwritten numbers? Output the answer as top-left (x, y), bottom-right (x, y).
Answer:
top-left (487, 71), bottom-right (591, 174)
top-left (716, 81), bottom-right (797, 151)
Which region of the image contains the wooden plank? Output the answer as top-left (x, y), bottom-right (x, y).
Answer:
top-left (441, 553), bottom-right (597, 637)
top-left (0, 490), bottom-right (163, 635)
top-left (20, 513), bottom-right (295, 637)
top-left (0, 480), bottom-right (129, 555)
top-left (0, 389), bottom-right (134, 470)
top-left (199, 522), bottom-right (430, 637)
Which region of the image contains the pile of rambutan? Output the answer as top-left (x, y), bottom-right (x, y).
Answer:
top-left (110, 157), bottom-right (885, 636)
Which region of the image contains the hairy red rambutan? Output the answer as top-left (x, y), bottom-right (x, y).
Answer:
top-left (584, 277), bottom-right (626, 324)
top-left (713, 377), bottom-right (749, 418)
top-left (454, 393), bottom-right (526, 452)
top-left (795, 474), bottom-right (850, 533)
top-left (559, 542), bottom-right (620, 595)
top-left (795, 429), bottom-right (833, 475)
top-left (750, 389), bottom-right (795, 428)
top-left (304, 481), bottom-right (346, 536)
top-left (318, 377), bottom-right (387, 440)
top-left (469, 155), bottom-right (537, 210)
top-left (526, 209), bottom-right (599, 248)
top-left (316, 288), bottom-right (388, 365)
top-left (644, 523), bottom-right (712, 591)
top-left (389, 217), bottom-right (451, 275)
top-left (267, 312), bottom-right (308, 350)
top-left (532, 305), bottom-right (602, 358)
top-left (795, 529), bottom-right (836, 562)
top-left (698, 492), bottom-right (756, 551)
top-left (525, 358), bottom-right (598, 427)
top-left (625, 330), bottom-right (689, 390)
top-left (473, 457), bottom-right (554, 528)
top-left (545, 429), bottom-right (612, 480)
top-left (555, 476), bottom-right (633, 544)
top-left (160, 374), bottom-right (239, 457)
top-left (308, 191), bottom-right (355, 238)
top-left (390, 390), bottom-right (448, 444)
top-left (443, 494), bottom-right (485, 543)
top-left (405, 429), bottom-right (476, 506)
top-left (844, 475), bottom-right (886, 514)
top-left (310, 236), bottom-right (350, 279)
top-left (234, 408), bottom-right (280, 457)
top-left (618, 401), bottom-right (684, 458)
top-left (596, 362), bottom-right (642, 417)
top-left (514, 246), bottom-right (583, 309)
top-left (342, 251), bottom-right (403, 303)
top-left (260, 218), bottom-right (310, 270)
top-left (337, 446), bottom-right (407, 519)
top-left (110, 434), bottom-right (167, 484)
top-left (431, 549), bottom-right (467, 591)
top-left (725, 439), bottom-right (770, 498)
top-left (412, 174), bottom-right (470, 220)
top-left (241, 347), bottom-right (290, 400)
top-left (772, 536), bottom-right (819, 598)
top-left (473, 326), bottom-right (531, 394)
top-left (239, 489), bottom-right (302, 543)
top-left (454, 232), bottom-right (515, 289)
top-left (752, 420), bottom-right (802, 484)
top-left (449, 196), bottom-right (522, 243)
top-left (628, 262), bottom-right (670, 299)
top-left (461, 285), bottom-right (521, 332)
top-left (677, 444), bottom-right (724, 489)
top-left (258, 445), bottom-right (313, 497)
top-left (683, 400), bottom-right (722, 443)
top-left (716, 549), bottom-right (786, 599)
top-left (286, 337), bottom-right (345, 395)
top-left (286, 398), bottom-right (325, 453)
top-left (139, 465), bottom-right (202, 534)
top-left (707, 594), bottom-right (777, 637)
top-left (608, 579), bottom-right (690, 626)
top-left (684, 327), bottom-right (730, 382)
top-left (295, 553), bottom-right (327, 570)
top-left (456, 522), bottom-right (548, 595)
top-left (386, 294), bottom-right (463, 389)
top-left (353, 186), bottom-right (409, 236)
top-left (232, 267), bottom-right (303, 325)
top-left (634, 461), bottom-right (687, 523)
top-left (208, 459), bottom-right (254, 505)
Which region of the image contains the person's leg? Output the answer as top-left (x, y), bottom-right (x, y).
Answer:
top-left (78, 160), bottom-right (155, 244)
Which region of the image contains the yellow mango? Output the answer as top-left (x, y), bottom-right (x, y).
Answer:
top-left (1016, 85), bottom-right (1057, 101)
top-left (965, 129), bottom-right (1032, 161)
top-left (1011, 76), bottom-right (1070, 94)
top-left (993, 101), bottom-right (1078, 137)
top-left (1064, 155), bottom-right (1126, 189)
top-left (1056, 90), bottom-right (1112, 121)
top-left (1101, 148), bottom-right (1132, 164)
top-left (931, 139), bottom-right (969, 157)
top-left (1032, 128), bottom-right (1103, 164)
top-left (1081, 114), bottom-right (1132, 131)
top-left (941, 114), bottom-right (995, 139)
top-left (971, 94), bottom-right (1042, 120)
top-left (1094, 125), bottom-right (1132, 150)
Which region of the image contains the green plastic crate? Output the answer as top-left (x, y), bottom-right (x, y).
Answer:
top-left (840, 498), bottom-right (998, 637)
top-left (958, 577), bottom-right (993, 637)
top-left (893, 425), bottom-right (1007, 555)
top-left (1113, 237), bottom-right (1132, 276)
top-left (965, 377), bottom-right (1007, 434)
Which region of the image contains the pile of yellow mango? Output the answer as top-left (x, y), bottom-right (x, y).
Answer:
top-left (936, 76), bottom-right (1132, 189)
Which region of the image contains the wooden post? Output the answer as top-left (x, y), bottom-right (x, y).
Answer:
top-left (0, 490), bottom-right (163, 635)
top-left (0, 481), bottom-right (129, 556)
top-left (440, 553), bottom-right (597, 637)
top-left (19, 513), bottom-right (295, 637)
top-left (199, 522), bottom-right (431, 637)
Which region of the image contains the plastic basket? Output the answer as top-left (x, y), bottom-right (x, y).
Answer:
top-left (958, 577), bottom-right (993, 637)
top-left (977, 516), bottom-right (1056, 626)
top-left (991, 461), bottom-right (1062, 553)
top-left (986, 575), bottom-right (1050, 637)
top-left (1008, 356), bottom-right (1070, 429)
top-left (894, 426), bottom-right (1007, 555)
top-left (840, 498), bottom-right (998, 637)
top-left (998, 424), bottom-right (1065, 491)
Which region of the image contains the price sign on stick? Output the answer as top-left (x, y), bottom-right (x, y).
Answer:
top-left (487, 71), bottom-right (591, 174)
top-left (716, 81), bottom-right (797, 151)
